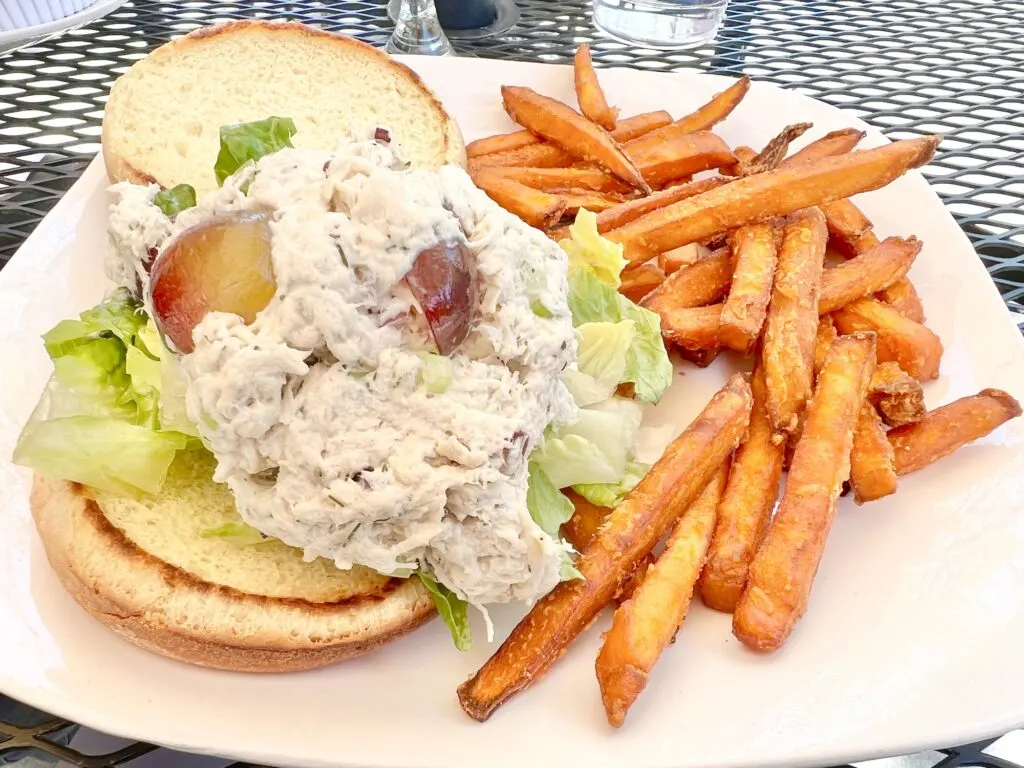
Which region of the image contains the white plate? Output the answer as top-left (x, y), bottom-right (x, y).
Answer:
top-left (1, 55), bottom-right (1023, 768)
top-left (0, 0), bottom-right (127, 54)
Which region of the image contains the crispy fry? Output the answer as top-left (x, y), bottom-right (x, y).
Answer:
top-left (724, 145), bottom-right (758, 176)
top-left (832, 297), bottom-right (942, 381)
top-left (623, 127), bottom-right (737, 188)
top-left (818, 236), bottom-right (921, 314)
top-left (479, 165), bottom-right (630, 194)
top-left (888, 389), bottom-right (1022, 475)
top-left (596, 462), bottom-right (730, 727)
top-left (812, 316), bottom-right (838, 378)
top-left (876, 278), bottom-right (926, 324)
top-left (821, 198), bottom-right (879, 257)
top-left (562, 491), bottom-right (651, 603)
top-left (657, 305), bottom-right (722, 352)
top-left (619, 261), bottom-right (665, 304)
top-left (783, 128), bottom-right (866, 166)
top-left (549, 177), bottom-right (728, 241)
top-left (733, 333), bottom-right (876, 652)
top-left (642, 247), bottom-right (732, 313)
top-left (574, 44), bottom-right (619, 131)
top-left (467, 111), bottom-right (673, 167)
top-left (559, 190), bottom-right (630, 214)
top-left (606, 136), bottom-right (939, 264)
top-left (659, 242), bottom-right (712, 275)
top-left (466, 131), bottom-right (542, 159)
top-left (457, 375), bottom-right (753, 722)
top-left (849, 403), bottom-right (898, 504)
top-left (472, 172), bottom-right (567, 229)
top-left (762, 208), bottom-right (828, 438)
top-left (868, 361), bottom-right (925, 426)
top-left (673, 76), bottom-right (751, 133)
top-left (501, 86), bottom-right (650, 192)
top-left (719, 222), bottom-right (780, 353)
top-left (739, 123), bottom-right (813, 176)
top-left (700, 365), bottom-right (785, 613)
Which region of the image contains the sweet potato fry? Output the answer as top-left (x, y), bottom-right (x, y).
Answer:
top-left (673, 76), bottom-right (751, 133)
top-left (700, 365), bottom-right (785, 613)
top-left (867, 361), bottom-right (925, 426)
top-left (783, 128), bottom-right (866, 166)
top-left (657, 304), bottom-right (722, 352)
top-left (587, 177), bottom-right (731, 239)
top-left (818, 236), bottom-right (921, 314)
top-left (876, 278), bottom-right (926, 324)
top-left (479, 165), bottom-right (630, 194)
top-left (739, 122), bottom-right (813, 176)
top-left (812, 316), bottom-right (838, 378)
top-left (501, 86), bottom-right (650, 192)
top-left (659, 242), bottom-right (712, 275)
top-left (596, 462), bottom-right (730, 727)
top-left (832, 297), bottom-right (942, 381)
top-left (560, 190), bottom-right (630, 214)
top-left (719, 222), bottom-right (780, 353)
top-left (606, 136), bottom-right (939, 264)
top-left (466, 131), bottom-right (542, 159)
top-left (821, 198), bottom-right (877, 257)
top-left (642, 247), bottom-right (732, 313)
top-left (888, 389), bottom-right (1022, 475)
top-left (467, 111), bottom-right (673, 167)
top-left (733, 333), bottom-right (877, 652)
top-left (574, 44), bottom-right (618, 131)
top-left (457, 375), bottom-right (753, 722)
top-left (472, 172), bottom-right (567, 229)
top-left (849, 403), bottom-right (898, 504)
top-left (562, 491), bottom-right (651, 603)
top-left (624, 126), bottom-right (737, 188)
top-left (619, 261), bottom-right (665, 304)
top-left (724, 145), bottom-right (758, 176)
top-left (762, 208), bottom-right (828, 437)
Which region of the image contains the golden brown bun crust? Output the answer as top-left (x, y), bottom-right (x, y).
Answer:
top-left (31, 474), bottom-right (436, 673)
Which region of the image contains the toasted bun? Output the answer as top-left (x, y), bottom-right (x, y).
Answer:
top-left (102, 20), bottom-right (466, 195)
top-left (31, 453), bottom-right (435, 672)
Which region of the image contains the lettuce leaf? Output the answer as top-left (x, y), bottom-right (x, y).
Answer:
top-left (576, 320), bottom-right (635, 390)
top-left (152, 184), bottom-right (197, 217)
top-left (558, 209), bottom-right (627, 287)
top-left (200, 521), bottom-right (270, 546)
top-left (417, 571), bottom-right (471, 651)
top-left (567, 267), bottom-right (672, 403)
top-left (14, 417), bottom-right (188, 496)
top-left (572, 459), bottom-right (649, 508)
top-left (215, 117), bottom-right (297, 185)
top-left (532, 400), bottom-right (643, 489)
top-left (14, 292), bottom-right (195, 495)
top-left (560, 368), bottom-right (616, 407)
top-left (526, 461), bottom-right (574, 537)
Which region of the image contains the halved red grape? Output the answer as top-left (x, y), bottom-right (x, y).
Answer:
top-left (405, 241), bottom-right (478, 355)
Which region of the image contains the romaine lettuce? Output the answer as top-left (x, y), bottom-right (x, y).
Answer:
top-left (152, 184), bottom-right (197, 217)
top-left (417, 571), bottom-right (471, 652)
top-left (558, 209), bottom-right (627, 287)
top-left (215, 117), bottom-right (297, 185)
top-left (572, 459), bottom-right (650, 508)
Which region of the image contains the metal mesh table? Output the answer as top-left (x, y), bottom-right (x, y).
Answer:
top-left (1, 1), bottom-right (1023, 766)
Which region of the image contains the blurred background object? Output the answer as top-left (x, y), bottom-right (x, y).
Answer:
top-left (388, 0), bottom-right (520, 41)
top-left (592, 0), bottom-right (729, 49)
top-left (386, 0), bottom-right (453, 55)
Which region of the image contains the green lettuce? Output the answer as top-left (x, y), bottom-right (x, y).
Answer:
top-left (215, 117), bottom-right (297, 185)
top-left (200, 521), bottom-right (270, 546)
top-left (13, 292), bottom-right (195, 495)
top-left (572, 459), bottom-right (649, 509)
top-left (417, 572), bottom-right (471, 652)
top-left (558, 209), bottom-right (627, 287)
top-left (526, 461), bottom-right (574, 537)
top-left (152, 184), bottom-right (197, 217)
top-left (576, 320), bottom-right (635, 390)
top-left (560, 368), bottom-right (615, 407)
top-left (567, 266), bottom-right (672, 404)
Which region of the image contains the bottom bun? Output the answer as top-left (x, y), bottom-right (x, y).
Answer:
top-left (30, 455), bottom-right (435, 673)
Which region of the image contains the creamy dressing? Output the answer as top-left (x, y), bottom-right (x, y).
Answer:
top-left (105, 133), bottom-right (577, 607)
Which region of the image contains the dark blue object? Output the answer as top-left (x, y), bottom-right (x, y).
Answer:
top-left (435, 0), bottom-right (496, 30)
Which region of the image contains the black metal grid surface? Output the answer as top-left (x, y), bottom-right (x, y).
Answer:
top-left (2, 1), bottom-right (1024, 767)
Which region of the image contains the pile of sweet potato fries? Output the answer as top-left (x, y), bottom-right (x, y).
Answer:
top-left (458, 45), bottom-right (1023, 728)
